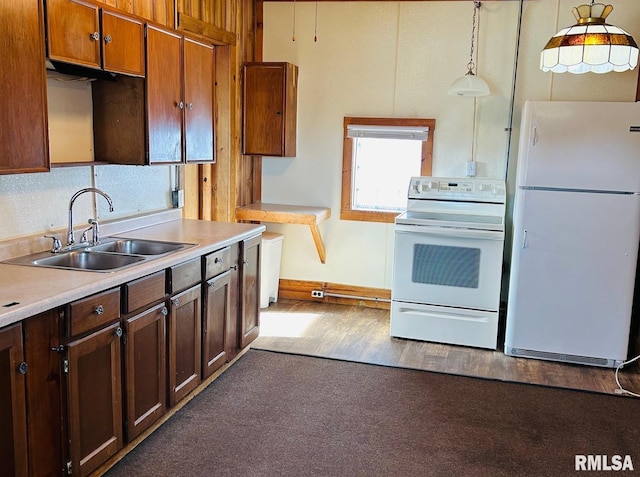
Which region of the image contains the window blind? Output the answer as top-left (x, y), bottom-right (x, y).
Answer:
top-left (346, 124), bottom-right (429, 141)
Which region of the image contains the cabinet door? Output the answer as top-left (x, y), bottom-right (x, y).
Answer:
top-left (67, 322), bottom-right (123, 477)
top-left (23, 310), bottom-right (65, 477)
top-left (240, 235), bottom-right (261, 348)
top-left (242, 63), bottom-right (298, 157)
top-left (101, 10), bottom-right (144, 76)
top-left (202, 271), bottom-right (231, 378)
top-left (184, 38), bottom-right (214, 163)
top-left (46, 0), bottom-right (101, 69)
top-left (168, 285), bottom-right (201, 406)
top-left (124, 303), bottom-right (167, 442)
top-left (0, 323), bottom-right (28, 477)
top-left (0, 0), bottom-right (49, 174)
top-left (146, 25), bottom-right (183, 164)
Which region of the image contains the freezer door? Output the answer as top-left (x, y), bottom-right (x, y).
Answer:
top-left (517, 101), bottom-right (640, 192)
top-left (505, 189), bottom-right (640, 362)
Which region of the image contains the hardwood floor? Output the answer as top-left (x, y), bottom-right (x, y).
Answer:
top-left (253, 299), bottom-right (640, 396)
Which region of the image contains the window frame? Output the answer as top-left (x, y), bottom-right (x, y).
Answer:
top-left (340, 117), bottom-right (435, 223)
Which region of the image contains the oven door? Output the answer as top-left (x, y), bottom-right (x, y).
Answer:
top-left (392, 224), bottom-right (504, 311)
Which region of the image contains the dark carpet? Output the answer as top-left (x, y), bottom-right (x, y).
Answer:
top-left (105, 349), bottom-right (640, 477)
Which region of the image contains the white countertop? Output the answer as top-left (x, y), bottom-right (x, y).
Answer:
top-left (0, 218), bottom-right (265, 328)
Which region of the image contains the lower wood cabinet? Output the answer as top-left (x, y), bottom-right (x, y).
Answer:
top-left (202, 270), bottom-right (231, 378)
top-left (240, 234), bottom-right (261, 348)
top-left (124, 302), bottom-right (167, 442)
top-left (1, 232), bottom-right (262, 476)
top-left (0, 323), bottom-right (28, 477)
top-left (66, 321), bottom-right (123, 477)
top-left (168, 284), bottom-right (202, 406)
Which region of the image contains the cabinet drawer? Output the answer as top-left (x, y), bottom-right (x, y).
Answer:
top-left (122, 270), bottom-right (166, 314)
top-left (68, 288), bottom-right (121, 339)
top-left (203, 247), bottom-right (231, 280)
top-left (167, 258), bottom-right (201, 294)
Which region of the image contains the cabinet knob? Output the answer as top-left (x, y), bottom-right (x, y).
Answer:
top-left (243, 259), bottom-right (249, 266)
top-left (161, 306), bottom-right (169, 316)
top-left (18, 362), bottom-right (28, 375)
top-left (178, 101), bottom-right (185, 110)
top-left (90, 31), bottom-right (100, 41)
top-left (172, 298), bottom-right (180, 307)
top-left (115, 327), bottom-right (123, 338)
top-left (188, 103), bottom-right (194, 110)
top-left (94, 305), bottom-right (104, 315)
top-left (104, 34), bottom-right (113, 44)
top-left (214, 257), bottom-right (222, 264)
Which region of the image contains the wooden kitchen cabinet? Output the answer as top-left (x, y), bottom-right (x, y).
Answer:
top-left (23, 309), bottom-right (66, 477)
top-left (239, 234), bottom-right (261, 348)
top-left (242, 62), bottom-right (298, 157)
top-left (0, 0), bottom-right (49, 174)
top-left (64, 287), bottom-right (122, 473)
top-left (0, 323), bottom-right (28, 477)
top-left (202, 270), bottom-right (231, 378)
top-left (124, 302), bottom-right (167, 442)
top-left (92, 26), bottom-right (214, 165)
top-left (168, 284), bottom-right (202, 406)
top-left (45, 0), bottom-right (144, 77)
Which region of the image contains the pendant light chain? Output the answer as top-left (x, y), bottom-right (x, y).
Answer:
top-left (314, 1), bottom-right (318, 42)
top-left (292, 0), bottom-right (296, 42)
top-left (467, 1), bottom-right (481, 73)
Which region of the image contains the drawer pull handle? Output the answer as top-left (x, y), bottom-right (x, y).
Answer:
top-left (94, 305), bottom-right (104, 315)
top-left (18, 362), bottom-right (28, 375)
top-left (161, 307), bottom-right (169, 316)
top-left (172, 298), bottom-right (180, 307)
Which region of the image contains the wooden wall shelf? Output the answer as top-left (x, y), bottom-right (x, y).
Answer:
top-left (235, 202), bottom-right (330, 263)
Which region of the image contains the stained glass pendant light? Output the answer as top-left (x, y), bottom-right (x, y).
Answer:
top-left (540, 1), bottom-right (639, 74)
top-left (448, 1), bottom-right (490, 97)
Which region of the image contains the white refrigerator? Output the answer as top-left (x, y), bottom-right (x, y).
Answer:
top-left (505, 100), bottom-right (640, 368)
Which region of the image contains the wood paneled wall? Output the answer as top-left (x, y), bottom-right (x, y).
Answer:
top-left (94, 0), bottom-right (258, 222)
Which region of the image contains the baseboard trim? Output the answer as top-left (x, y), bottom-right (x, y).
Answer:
top-left (278, 279), bottom-right (391, 310)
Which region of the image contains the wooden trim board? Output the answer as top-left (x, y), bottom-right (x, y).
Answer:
top-left (277, 279), bottom-right (390, 310)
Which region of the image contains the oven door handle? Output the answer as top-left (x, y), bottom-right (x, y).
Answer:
top-left (395, 224), bottom-right (504, 240)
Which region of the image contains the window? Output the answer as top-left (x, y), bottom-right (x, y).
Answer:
top-left (341, 117), bottom-right (435, 223)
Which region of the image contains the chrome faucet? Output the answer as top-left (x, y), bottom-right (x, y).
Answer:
top-left (67, 188), bottom-right (114, 247)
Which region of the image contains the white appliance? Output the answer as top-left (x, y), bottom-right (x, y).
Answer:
top-left (391, 177), bottom-right (506, 349)
top-left (505, 100), bottom-right (640, 368)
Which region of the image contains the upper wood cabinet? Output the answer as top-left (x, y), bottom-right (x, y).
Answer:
top-left (0, 0), bottom-right (49, 174)
top-left (92, 26), bottom-right (215, 165)
top-left (242, 62), bottom-right (298, 157)
top-left (45, 0), bottom-right (145, 77)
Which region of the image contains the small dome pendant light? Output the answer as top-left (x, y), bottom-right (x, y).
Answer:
top-left (540, 1), bottom-right (639, 74)
top-left (448, 1), bottom-right (490, 97)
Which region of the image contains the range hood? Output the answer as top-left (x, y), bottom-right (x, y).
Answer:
top-left (45, 58), bottom-right (116, 81)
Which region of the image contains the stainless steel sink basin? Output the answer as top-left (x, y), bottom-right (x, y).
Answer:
top-left (86, 238), bottom-right (193, 255)
top-left (3, 237), bottom-right (197, 272)
top-left (31, 251), bottom-right (145, 271)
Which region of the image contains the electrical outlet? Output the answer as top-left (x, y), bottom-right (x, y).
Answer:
top-left (311, 290), bottom-right (324, 298)
top-left (466, 160), bottom-right (477, 177)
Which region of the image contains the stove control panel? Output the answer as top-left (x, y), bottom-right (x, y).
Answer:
top-left (408, 177), bottom-right (506, 203)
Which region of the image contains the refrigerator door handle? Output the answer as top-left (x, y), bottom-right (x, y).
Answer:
top-left (532, 127), bottom-right (538, 146)
top-left (522, 229), bottom-right (528, 248)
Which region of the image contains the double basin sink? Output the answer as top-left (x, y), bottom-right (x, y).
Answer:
top-left (4, 238), bottom-right (196, 272)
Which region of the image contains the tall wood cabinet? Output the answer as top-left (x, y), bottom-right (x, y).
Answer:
top-left (242, 62), bottom-right (298, 157)
top-left (0, 0), bottom-right (49, 174)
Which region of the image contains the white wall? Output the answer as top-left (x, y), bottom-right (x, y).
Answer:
top-left (0, 78), bottom-right (174, 242)
top-left (262, 0), bottom-right (640, 290)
